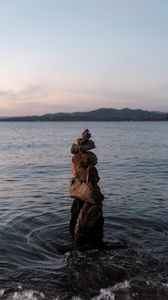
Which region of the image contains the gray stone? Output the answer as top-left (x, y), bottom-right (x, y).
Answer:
top-left (71, 140), bottom-right (95, 154)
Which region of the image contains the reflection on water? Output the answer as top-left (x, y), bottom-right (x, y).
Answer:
top-left (0, 122), bottom-right (168, 299)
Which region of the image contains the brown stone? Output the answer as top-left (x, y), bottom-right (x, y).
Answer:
top-left (72, 163), bottom-right (87, 182)
top-left (69, 178), bottom-right (104, 204)
top-left (72, 152), bottom-right (97, 167)
top-left (72, 162), bottom-right (99, 183)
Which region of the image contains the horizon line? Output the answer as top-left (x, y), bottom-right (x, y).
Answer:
top-left (0, 106), bottom-right (168, 118)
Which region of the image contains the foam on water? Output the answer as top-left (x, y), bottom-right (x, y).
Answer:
top-left (0, 289), bottom-right (44, 300)
top-left (92, 289), bottom-right (115, 300)
top-left (92, 280), bottom-right (130, 300)
top-left (0, 289), bottom-right (4, 297)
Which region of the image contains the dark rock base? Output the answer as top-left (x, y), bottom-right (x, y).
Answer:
top-left (70, 199), bottom-right (104, 247)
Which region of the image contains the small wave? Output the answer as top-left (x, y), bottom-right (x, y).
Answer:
top-left (2, 288), bottom-right (45, 300)
top-left (0, 289), bottom-right (4, 297)
top-left (28, 223), bottom-right (72, 256)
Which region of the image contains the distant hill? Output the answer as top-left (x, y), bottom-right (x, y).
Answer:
top-left (0, 108), bottom-right (168, 121)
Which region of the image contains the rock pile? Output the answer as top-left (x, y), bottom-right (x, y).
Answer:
top-left (69, 129), bottom-right (104, 247)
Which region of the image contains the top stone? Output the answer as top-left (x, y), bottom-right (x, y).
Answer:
top-left (81, 129), bottom-right (91, 143)
top-left (71, 129), bottom-right (95, 154)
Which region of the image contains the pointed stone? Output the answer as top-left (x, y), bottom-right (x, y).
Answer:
top-left (81, 129), bottom-right (91, 143)
top-left (86, 165), bottom-right (100, 184)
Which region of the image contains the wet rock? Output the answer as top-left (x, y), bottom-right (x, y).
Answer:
top-left (101, 264), bottom-right (126, 282)
top-left (69, 198), bottom-right (84, 236)
top-left (74, 202), bottom-right (104, 246)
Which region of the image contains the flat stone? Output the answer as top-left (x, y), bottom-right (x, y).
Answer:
top-left (80, 140), bottom-right (95, 152)
top-left (69, 178), bottom-right (104, 204)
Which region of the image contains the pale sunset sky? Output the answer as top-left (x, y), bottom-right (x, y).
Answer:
top-left (0, 0), bottom-right (168, 116)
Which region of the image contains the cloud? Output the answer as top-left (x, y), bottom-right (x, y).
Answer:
top-left (0, 83), bottom-right (168, 116)
top-left (0, 89), bottom-right (14, 97)
top-left (0, 84), bottom-right (49, 102)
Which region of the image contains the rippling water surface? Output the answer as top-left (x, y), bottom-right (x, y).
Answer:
top-left (0, 122), bottom-right (168, 300)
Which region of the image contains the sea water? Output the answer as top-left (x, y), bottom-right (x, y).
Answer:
top-left (0, 121), bottom-right (168, 299)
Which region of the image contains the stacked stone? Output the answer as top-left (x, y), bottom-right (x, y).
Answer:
top-left (69, 129), bottom-right (104, 247)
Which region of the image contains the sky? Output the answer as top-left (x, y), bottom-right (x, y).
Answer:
top-left (0, 0), bottom-right (168, 116)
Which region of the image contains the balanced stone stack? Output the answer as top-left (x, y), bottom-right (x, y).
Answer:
top-left (69, 129), bottom-right (104, 247)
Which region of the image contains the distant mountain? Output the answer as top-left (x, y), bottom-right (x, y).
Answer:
top-left (0, 108), bottom-right (168, 121)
